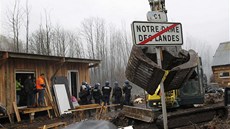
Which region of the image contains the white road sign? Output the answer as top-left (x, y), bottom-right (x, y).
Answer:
top-left (131, 21), bottom-right (183, 46)
top-left (147, 11), bottom-right (167, 22)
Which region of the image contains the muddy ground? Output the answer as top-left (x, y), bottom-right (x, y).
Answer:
top-left (1, 93), bottom-right (230, 129)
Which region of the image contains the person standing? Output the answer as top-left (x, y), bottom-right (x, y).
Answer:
top-left (36, 73), bottom-right (46, 107)
top-left (102, 81), bottom-right (112, 106)
top-left (123, 80), bottom-right (132, 105)
top-left (112, 81), bottom-right (122, 105)
top-left (79, 85), bottom-right (91, 117)
top-left (112, 81), bottom-right (122, 110)
top-left (79, 85), bottom-right (89, 105)
top-left (24, 75), bottom-right (36, 108)
top-left (92, 83), bottom-right (102, 104)
top-left (16, 78), bottom-right (23, 105)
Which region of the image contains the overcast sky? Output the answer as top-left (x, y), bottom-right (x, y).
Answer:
top-left (0, 0), bottom-right (229, 52)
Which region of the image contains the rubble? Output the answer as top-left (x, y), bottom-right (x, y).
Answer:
top-left (205, 92), bottom-right (224, 104)
top-left (134, 98), bottom-right (144, 104)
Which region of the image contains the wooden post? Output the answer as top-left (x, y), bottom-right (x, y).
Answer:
top-left (44, 78), bottom-right (59, 117)
top-left (6, 109), bottom-right (13, 123)
top-left (12, 102), bottom-right (21, 122)
top-left (44, 97), bottom-right (51, 118)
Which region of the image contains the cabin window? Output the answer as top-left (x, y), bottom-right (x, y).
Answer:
top-left (219, 72), bottom-right (230, 78)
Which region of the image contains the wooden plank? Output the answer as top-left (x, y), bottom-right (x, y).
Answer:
top-left (44, 97), bottom-right (51, 118)
top-left (38, 122), bottom-right (67, 129)
top-left (12, 102), bottom-right (21, 122)
top-left (6, 109), bottom-right (13, 123)
top-left (68, 104), bottom-right (120, 112)
top-left (19, 106), bottom-right (52, 114)
top-left (75, 104), bottom-right (100, 109)
top-left (44, 77), bottom-right (59, 117)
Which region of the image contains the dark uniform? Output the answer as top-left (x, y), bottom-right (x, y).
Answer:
top-left (80, 81), bottom-right (92, 104)
top-left (102, 81), bottom-right (112, 105)
top-left (79, 85), bottom-right (91, 117)
top-left (112, 81), bottom-right (122, 105)
top-left (92, 83), bottom-right (102, 104)
top-left (24, 76), bottom-right (36, 107)
top-left (79, 85), bottom-right (89, 105)
top-left (123, 80), bottom-right (132, 105)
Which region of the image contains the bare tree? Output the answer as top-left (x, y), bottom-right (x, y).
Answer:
top-left (6, 0), bottom-right (24, 52)
top-left (184, 36), bottom-right (214, 83)
top-left (44, 10), bottom-right (52, 55)
top-left (24, 0), bottom-right (30, 53)
top-left (68, 31), bottom-right (84, 58)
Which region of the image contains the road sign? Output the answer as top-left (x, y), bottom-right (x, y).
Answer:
top-left (147, 11), bottom-right (167, 22)
top-left (131, 21), bottom-right (183, 46)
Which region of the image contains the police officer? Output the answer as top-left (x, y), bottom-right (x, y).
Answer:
top-left (79, 85), bottom-right (88, 105)
top-left (113, 81), bottom-right (122, 110)
top-left (123, 80), bottom-right (132, 105)
top-left (79, 85), bottom-right (91, 117)
top-left (85, 82), bottom-right (93, 104)
top-left (92, 83), bottom-right (102, 104)
top-left (102, 81), bottom-right (112, 105)
top-left (81, 81), bottom-right (92, 104)
top-left (112, 81), bottom-right (122, 105)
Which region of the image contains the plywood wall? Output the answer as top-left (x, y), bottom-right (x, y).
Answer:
top-left (0, 58), bottom-right (90, 114)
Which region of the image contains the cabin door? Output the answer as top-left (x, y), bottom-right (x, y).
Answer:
top-left (15, 72), bottom-right (35, 106)
top-left (67, 70), bottom-right (79, 98)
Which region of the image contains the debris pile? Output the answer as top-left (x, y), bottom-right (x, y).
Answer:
top-left (201, 117), bottom-right (230, 129)
top-left (111, 113), bottom-right (131, 128)
top-left (134, 98), bottom-right (144, 104)
top-left (205, 92), bottom-right (224, 104)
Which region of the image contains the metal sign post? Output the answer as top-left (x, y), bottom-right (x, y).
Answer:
top-left (156, 47), bottom-right (168, 129)
top-left (148, 0), bottom-right (168, 129)
top-left (130, 0), bottom-right (183, 127)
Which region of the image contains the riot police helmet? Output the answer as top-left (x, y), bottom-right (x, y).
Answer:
top-left (114, 81), bottom-right (118, 87)
top-left (125, 80), bottom-right (129, 84)
top-left (105, 81), bottom-right (109, 86)
top-left (95, 83), bottom-right (100, 89)
top-left (82, 81), bottom-right (86, 85)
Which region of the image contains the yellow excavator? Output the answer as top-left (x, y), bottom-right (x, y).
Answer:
top-left (122, 0), bottom-right (227, 128)
top-left (147, 86), bottom-right (178, 108)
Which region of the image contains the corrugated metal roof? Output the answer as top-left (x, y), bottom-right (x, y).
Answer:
top-left (212, 41), bottom-right (230, 66)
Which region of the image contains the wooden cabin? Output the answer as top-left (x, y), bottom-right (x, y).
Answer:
top-left (212, 41), bottom-right (230, 87)
top-left (0, 51), bottom-right (100, 115)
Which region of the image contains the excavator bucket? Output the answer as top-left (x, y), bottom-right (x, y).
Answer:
top-left (122, 105), bottom-right (155, 123)
top-left (125, 46), bottom-right (198, 95)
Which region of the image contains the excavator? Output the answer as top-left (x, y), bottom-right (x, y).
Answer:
top-left (122, 0), bottom-right (228, 128)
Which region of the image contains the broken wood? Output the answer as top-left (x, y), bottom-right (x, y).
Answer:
top-left (67, 103), bottom-right (120, 121)
top-left (44, 78), bottom-right (59, 117)
top-left (6, 109), bottom-right (12, 123)
top-left (12, 102), bottom-right (21, 122)
top-left (44, 97), bottom-right (51, 118)
top-left (38, 122), bottom-right (67, 129)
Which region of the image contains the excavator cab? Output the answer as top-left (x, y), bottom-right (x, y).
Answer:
top-left (146, 56), bottom-right (204, 108)
top-left (177, 57), bottom-right (205, 106)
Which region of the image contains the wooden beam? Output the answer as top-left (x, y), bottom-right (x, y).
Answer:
top-left (19, 106), bottom-right (52, 114)
top-left (44, 78), bottom-right (59, 117)
top-left (38, 122), bottom-right (67, 129)
top-left (12, 102), bottom-right (21, 122)
top-left (44, 97), bottom-right (51, 118)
